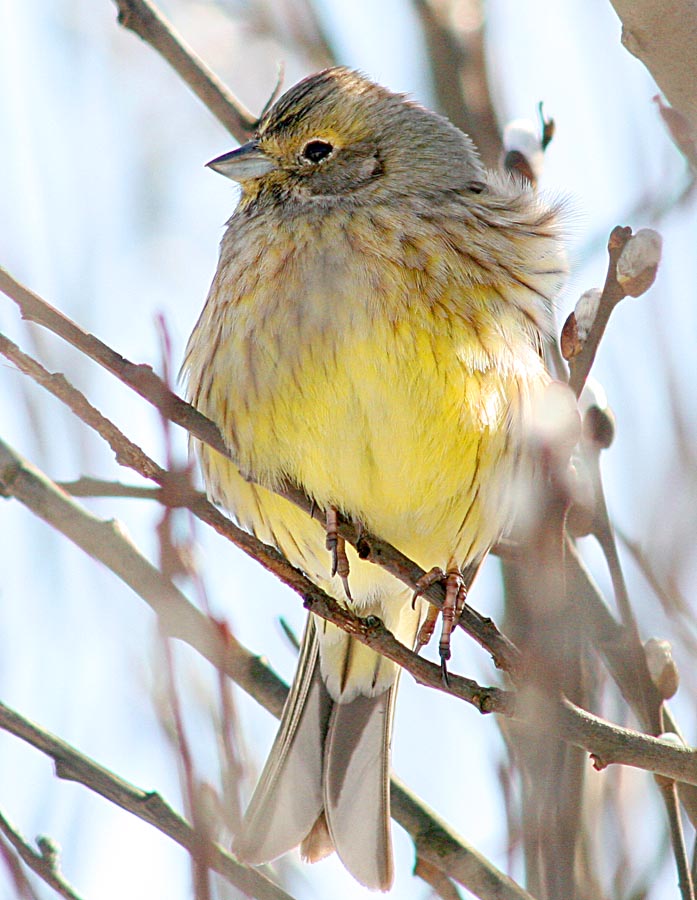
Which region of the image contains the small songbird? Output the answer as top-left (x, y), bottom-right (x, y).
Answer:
top-left (183, 68), bottom-right (564, 890)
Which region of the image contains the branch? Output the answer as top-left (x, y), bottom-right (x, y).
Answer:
top-left (0, 269), bottom-right (520, 675)
top-left (0, 434), bottom-right (289, 715)
top-left (563, 226), bottom-right (662, 399)
top-left (4, 438), bottom-right (697, 786)
top-left (608, 0), bottom-right (697, 165)
top-left (0, 810), bottom-right (84, 900)
top-left (0, 439), bottom-right (535, 900)
top-left (0, 267), bottom-right (229, 459)
top-left (0, 435), bottom-right (511, 718)
top-left (412, 0), bottom-right (502, 167)
top-left (394, 778), bottom-right (535, 900)
top-left (58, 477), bottom-right (160, 500)
top-left (0, 703), bottom-right (294, 900)
top-left (113, 0), bottom-right (256, 142)
top-left (564, 226), bottom-right (632, 397)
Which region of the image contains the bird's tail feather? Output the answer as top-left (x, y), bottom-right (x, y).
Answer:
top-left (234, 617), bottom-right (396, 891)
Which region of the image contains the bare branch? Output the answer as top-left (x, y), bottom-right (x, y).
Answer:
top-left (565, 226), bottom-right (633, 397)
top-left (657, 779), bottom-right (696, 900)
top-left (58, 477), bottom-right (160, 500)
top-left (412, 0), bottom-right (502, 167)
top-left (394, 778), bottom-right (536, 900)
top-left (0, 810), bottom-right (85, 900)
top-left (0, 703), bottom-right (295, 900)
top-left (608, 0), bottom-right (697, 164)
top-left (414, 856), bottom-right (464, 900)
top-left (0, 267), bottom-right (229, 460)
top-left (0, 438), bottom-right (534, 898)
top-left (0, 434), bottom-right (288, 716)
top-left (113, 0), bottom-right (256, 141)
top-left (4, 438), bottom-right (697, 788)
top-left (0, 271), bottom-right (520, 674)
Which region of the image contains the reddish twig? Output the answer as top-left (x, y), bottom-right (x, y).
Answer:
top-left (0, 272), bottom-right (520, 675)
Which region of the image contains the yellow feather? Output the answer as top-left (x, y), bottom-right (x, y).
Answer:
top-left (182, 67), bottom-right (565, 889)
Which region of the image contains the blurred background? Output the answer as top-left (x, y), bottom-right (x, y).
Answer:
top-left (0, 1), bottom-right (695, 898)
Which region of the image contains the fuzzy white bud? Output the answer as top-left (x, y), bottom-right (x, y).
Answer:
top-left (574, 289), bottom-right (602, 341)
top-left (645, 637), bottom-right (679, 699)
top-left (579, 377), bottom-right (608, 416)
top-left (503, 119), bottom-right (544, 182)
top-left (529, 380), bottom-right (581, 454)
top-left (617, 229), bottom-right (662, 296)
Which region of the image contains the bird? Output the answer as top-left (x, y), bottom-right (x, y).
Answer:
top-left (183, 67), bottom-right (565, 891)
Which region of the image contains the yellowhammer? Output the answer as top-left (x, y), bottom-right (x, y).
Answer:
top-left (183, 67), bottom-right (565, 891)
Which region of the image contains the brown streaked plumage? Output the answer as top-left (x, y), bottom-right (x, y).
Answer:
top-left (183, 67), bottom-right (565, 890)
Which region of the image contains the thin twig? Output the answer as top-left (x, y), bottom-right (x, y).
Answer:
top-left (579, 413), bottom-right (692, 890)
top-left (113, 0), bottom-right (256, 141)
top-left (583, 438), bottom-right (662, 734)
top-left (4, 438), bottom-right (697, 785)
top-left (0, 267), bottom-right (229, 459)
top-left (616, 526), bottom-right (693, 629)
top-left (414, 856), bottom-right (464, 900)
top-left (567, 226), bottom-right (633, 397)
top-left (58, 477), bottom-right (160, 500)
top-left (0, 703), bottom-right (295, 900)
top-left (393, 778), bottom-right (535, 900)
top-left (412, 0), bottom-right (502, 167)
top-left (658, 779), bottom-right (696, 900)
top-left (0, 289), bottom-right (520, 675)
top-left (0, 443), bottom-right (535, 899)
top-left (0, 810), bottom-right (85, 900)
top-left (0, 834), bottom-right (40, 900)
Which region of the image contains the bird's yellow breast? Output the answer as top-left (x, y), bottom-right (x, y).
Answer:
top-left (185, 201), bottom-right (551, 574)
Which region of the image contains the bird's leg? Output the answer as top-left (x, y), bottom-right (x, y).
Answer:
top-left (325, 506), bottom-right (352, 599)
top-left (411, 566), bottom-right (445, 608)
top-left (439, 569), bottom-right (467, 680)
top-left (412, 566), bottom-right (467, 683)
top-left (415, 603), bottom-right (439, 653)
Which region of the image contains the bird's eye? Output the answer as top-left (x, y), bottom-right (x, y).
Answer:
top-left (301, 140), bottom-right (334, 163)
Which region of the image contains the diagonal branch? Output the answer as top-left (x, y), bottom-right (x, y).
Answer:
top-left (113, 0), bottom-right (256, 141)
top-left (0, 809), bottom-right (85, 900)
top-left (0, 269), bottom-right (518, 674)
top-left (3, 438), bottom-right (697, 786)
top-left (0, 434), bottom-right (510, 717)
top-left (0, 437), bottom-right (533, 900)
top-left (0, 703), bottom-right (294, 900)
top-left (566, 226), bottom-right (632, 397)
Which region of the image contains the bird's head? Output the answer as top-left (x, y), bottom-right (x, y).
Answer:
top-left (208, 67), bottom-right (483, 207)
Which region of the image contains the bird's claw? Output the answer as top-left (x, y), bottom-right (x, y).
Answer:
top-left (412, 567), bottom-right (467, 681)
top-left (325, 506), bottom-right (352, 599)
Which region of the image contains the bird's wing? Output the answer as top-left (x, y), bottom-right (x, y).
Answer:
top-left (234, 618), bottom-right (332, 864)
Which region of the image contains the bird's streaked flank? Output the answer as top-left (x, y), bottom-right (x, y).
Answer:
top-left (183, 67), bottom-right (565, 891)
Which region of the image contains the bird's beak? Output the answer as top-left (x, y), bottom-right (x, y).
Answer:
top-left (206, 140), bottom-right (276, 182)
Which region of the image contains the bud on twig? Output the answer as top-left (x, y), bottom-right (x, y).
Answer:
top-left (644, 637), bottom-right (679, 700)
top-left (503, 119), bottom-right (544, 185)
top-left (560, 311), bottom-right (580, 361)
top-left (560, 289), bottom-right (602, 361)
top-left (583, 404), bottom-right (615, 450)
top-left (530, 381), bottom-right (581, 458)
top-left (616, 229), bottom-right (662, 297)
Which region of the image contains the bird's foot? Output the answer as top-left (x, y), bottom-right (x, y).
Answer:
top-left (325, 506), bottom-right (352, 599)
top-left (412, 566), bottom-right (467, 684)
